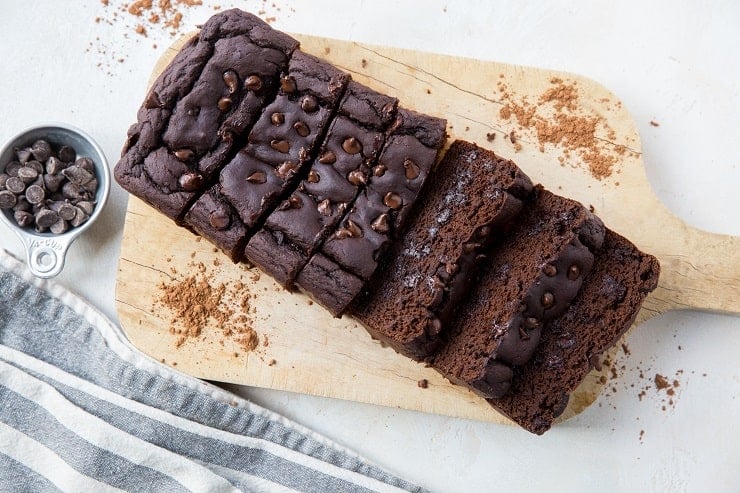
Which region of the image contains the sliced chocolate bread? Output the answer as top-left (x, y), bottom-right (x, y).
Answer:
top-left (351, 141), bottom-right (534, 360)
top-left (244, 81), bottom-right (398, 286)
top-left (489, 229), bottom-right (660, 434)
top-left (115, 9), bottom-right (298, 222)
top-left (214, 51), bottom-right (349, 232)
top-left (185, 50), bottom-right (349, 260)
top-left (431, 186), bottom-right (606, 399)
top-left (295, 108), bottom-right (447, 316)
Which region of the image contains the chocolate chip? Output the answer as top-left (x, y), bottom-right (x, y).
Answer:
top-left (280, 76), bottom-right (296, 93)
top-left (372, 164), bottom-right (386, 177)
top-left (475, 253), bottom-right (487, 263)
top-left (293, 121), bottom-right (310, 137)
top-left (70, 207), bottom-right (89, 228)
top-left (335, 220), bottom-right (362, 239)
top-left (524, 317), bottom-right (539, 329)
top-left (35, 208), bottom-right (58, 228)
top-left (50, 219), bottom-right (69, 235)
top-left (223, 70), bottom-right (239, 94)
top-left (75, 201), bottom-right (96, 216)
top-left (31, 140), bottom-right (52, 162)
top-left (246, 170), bottom-right (267, 184)
top-left (187, 107), bottom-right (200, 117)
top-left (0, 173), bottom-right (7, 189)
top-left (178, 172), bottom-right (203, 192)
top-left (300, 95), bottom-right (318, 113)
top-left (347, 169), bottom-right (366, 186)
top-left (45, 157), bottom-right (66, 175)
top-left (79, 156), bottom-right (97, 172)
top-left (270, 139), bottom-right (290, 153)
top-left (13, 210), bottom-right (33, 227)
top-left (518, 326), bottom-right (530, 341)
top-left (244, 74), bottom-right (262, 92)
top-left (286, 195), bottom-right (303, 209)
top-left (427, 318), bottom-right (443, 337)
top-left (318, 151), bottom-right (336, 164)
top-left (307, 170), bottom-right (320, 183)
top-left (17, 167), bottom-right (39, 184)
top-left (25, 160), bottom-right (44, 174)
top-left (56, 202), bottom-right (77, 221)
top-left (383, 192), bottom-right (402, 210)
top-left (403, 158), bottom-right (420, 179)
top-left (13, 196), bottom-right (30, 212)
top-left (477, 225), bottom-right (492, 239)
top-left (5, 176), bottom-right (25, 194)
top-left (62, 166), bottom-right (94, 186)
top-left (25, 184), bottom-right (45, 205)
top-left (567, 264), bottom-right (581, 280)
top-left (270, 112), bottom-right (285, 126)
top-left (462, 242), bottom-right (481, 254)
top-left (15, 148), bottom-right (32, 163)
top-left (341, 137), bottom-right (362, 155)
top-left (174, 149), bottom-right (195, 162)
top-left (543, 264), bottom-right (557, 277)
top-left (541, 291), bottom-right (555, 308)
top-left (217, 97), bottom-right (233, 112)
top-left (275, 161), bottom-right (298, 180)
top-left (0, 190), bottom-right (16, 209)
top-left (381, 102), bottom-right (395, 120)
top-left (5, 162), bottom-right (21, 177)
top-left (370, 213), bottom-right (389, 234)
top-left (58, 145), bottom-right (77, 163)
top-left (317, 199), bottom-right (331, 216)
top-left (62, 182), bottom-right (86, 201)
top-left (209, 211), bottom-right (230, 230)
top-left (43, 173), bottom-right (65, 193)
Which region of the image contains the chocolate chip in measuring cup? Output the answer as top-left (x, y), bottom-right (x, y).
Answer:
top-left (2, 140), bottom-right (99, 234)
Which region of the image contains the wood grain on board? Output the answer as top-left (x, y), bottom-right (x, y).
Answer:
top-left (116, 33), bottom-right (740, 425)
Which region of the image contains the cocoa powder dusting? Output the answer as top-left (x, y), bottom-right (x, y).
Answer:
top-left (156, 260), bottom-right (260, 354)
top-left (496, 76), bottom-right (633, 180)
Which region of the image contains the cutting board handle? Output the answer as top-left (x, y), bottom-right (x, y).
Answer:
top-left (643, 201), bottom-right (740, 318)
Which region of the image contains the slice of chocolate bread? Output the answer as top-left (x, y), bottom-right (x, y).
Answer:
top-left (114, 9), bottom-right (298, 222)
top-left (243, 81), bottom-right (398, 286)
top-left (351, 141), bottom-right (534, 360)
top-left (431, 187), bottom-right (606, 399)
top-left (216, 51), bottom-right (349, 234)
top-left (295, 108), bottom-right (447, 316)
top-left (489, 230), bottom-right (660, 434)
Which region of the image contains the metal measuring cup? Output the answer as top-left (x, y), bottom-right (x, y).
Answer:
top-left (0, 123), bottom-right (110, 278)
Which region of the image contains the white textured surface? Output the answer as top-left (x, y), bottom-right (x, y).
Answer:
top-left (1, 1), bottom-right (738, 491)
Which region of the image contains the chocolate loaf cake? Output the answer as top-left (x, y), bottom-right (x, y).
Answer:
top-left (489, 230), bottom-right (660, 434)
top-left (351, 141), bottom-right (534, 360)
top-left (244, 81), bottom-right (398, 286)
top-left (431, 187), bottom-right (606, 399)
top-left (296, 108), bottom-right (447, 316)
top-left (114, 9), bottom-right (298, 222)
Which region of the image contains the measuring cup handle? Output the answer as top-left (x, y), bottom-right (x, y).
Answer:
top-left (22, 235), bottom-right (73, 279)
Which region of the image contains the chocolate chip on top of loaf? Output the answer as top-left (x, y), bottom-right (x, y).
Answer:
top-left (351, 141), bottom-right (534, 361)
top-left (114, 9), bottom-right (298, 222)
top-left (244, 81), bottom-right (399, 287)
top-left (431, 186), bottom-right (606, 399)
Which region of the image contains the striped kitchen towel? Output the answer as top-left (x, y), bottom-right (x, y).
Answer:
top-left (0, 249), bottom-right (427, 493)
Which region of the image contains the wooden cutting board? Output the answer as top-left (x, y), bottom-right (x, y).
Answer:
top-left (116, 34), bottom-right (740, 426)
